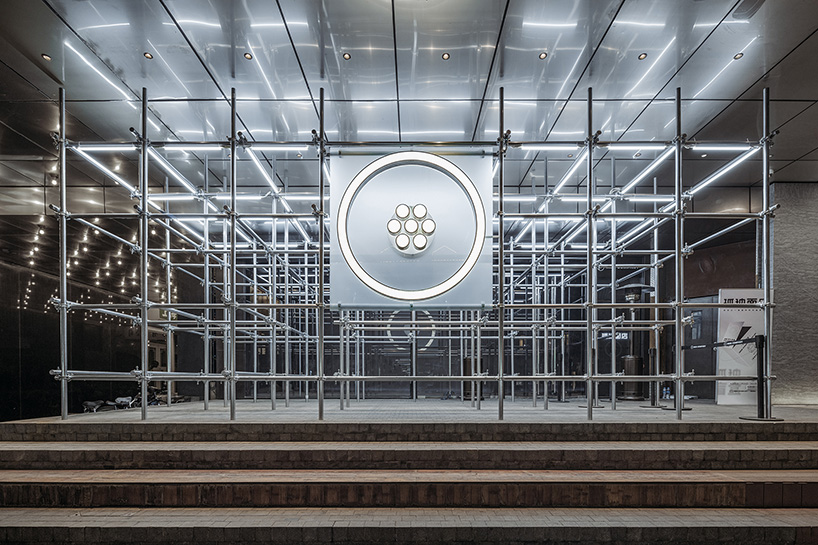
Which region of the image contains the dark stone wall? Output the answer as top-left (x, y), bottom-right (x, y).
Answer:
top-left (771, 183), bottom-right (818, 404)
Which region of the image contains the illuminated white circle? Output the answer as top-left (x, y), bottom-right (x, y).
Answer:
top-left (404, 218), bottom-right (419, 233)
top-left (413, 204), bottom-right (427, 218)
top-left (387, 219), bottom-right (401, 234)
top-left (395, 203), bottom-right (410, 218)
top-left (395, 233), bottom-right (410, 249)
top-left (421, 219), bottom-right (436, 234)
top-left (337, 151), bottom-right (486, 301)
top-left (386, 310), bottom-right (436, 351)
top-left (413, 234), bottom-right (427, 249)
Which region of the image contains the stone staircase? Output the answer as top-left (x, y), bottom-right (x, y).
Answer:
top-left (0, 421), bottom-right (817, 543)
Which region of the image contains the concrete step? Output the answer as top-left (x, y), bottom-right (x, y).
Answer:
top-left (1, 441), bottom-right (817, 470)
top-left (1, 507), bottom-right (817, 544)
top-left (1, 469), bottom-right (816, 508)
top-left (2, 420), bottom-right (815, 442)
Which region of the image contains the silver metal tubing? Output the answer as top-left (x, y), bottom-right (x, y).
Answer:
top-left (498, 87), bottom-right (506, 420)
top-left (674, 87), bottom-right (685, 420)
top-left (139, 88), bottom-right (150, 421)
top-left (58, 88), bottom-right (69, 420)
top-left (762, 87), bottom-right (773, 419)
top-left (318, 87), bottom-right (326, 420)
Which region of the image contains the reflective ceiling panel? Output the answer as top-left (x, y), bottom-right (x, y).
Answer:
top-left (47, 0), bottom-right (223, 100)
top-left (162, 0), bottom-right (312, 100)
top-left (279, 0), bottom-right (396, 101)
top-left (486, 0), bottom-right (621, 100)
top-left (400, 100), bottom-right (482, 142)
top-left (665, 0), bottom-right (818, 101)
top-left (323, 100), bottom-right (399, 142)
top-left (394, 0), bottom-right (504, 101)
top-left (237, 100), bottom-right (316, 142)
top-left (571, 0), bottom-right (736, 101)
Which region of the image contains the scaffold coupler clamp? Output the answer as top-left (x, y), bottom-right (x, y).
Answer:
top-left (50, 297), bottom-right (72, 311)
top-left (49, 204), bottom-right (70, 220)
top-left (49, 369), bottom-right (68, 381)
top-left (682, 244), bottom-right (693, 258)
top-left (497, 129), bottom-right (511, 154)
top-left (761, 203), bottom-right (780, 218)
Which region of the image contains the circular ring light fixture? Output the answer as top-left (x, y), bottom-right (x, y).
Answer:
top-left (337, 151), bottom-right (486, 301)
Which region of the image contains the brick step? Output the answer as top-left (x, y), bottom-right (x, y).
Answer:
top-left (1, 507), bottom-right (818, 544)
top-left (1, 441), bottom-right (817, 470)
top-left (1, 469), bottom-right (816, 508)
top-left (2, 420), bottom-right (814, 442)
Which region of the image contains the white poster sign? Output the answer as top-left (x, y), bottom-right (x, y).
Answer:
top-left (716, 288), bottom-right (763, 405)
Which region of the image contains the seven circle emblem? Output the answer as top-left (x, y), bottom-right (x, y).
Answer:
top-left (336, 151), bottom-right (486, 301)
top-left (387, 203), bottom-right (436, 255)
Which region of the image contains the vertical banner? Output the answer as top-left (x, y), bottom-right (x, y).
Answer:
top-left (716, 288), bottom-right (763, 405)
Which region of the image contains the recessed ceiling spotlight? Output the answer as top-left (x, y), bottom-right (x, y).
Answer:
top-left (637, 52), bottom-right (647, 60)
top-left (633, 152), bottom-right (641, 158)
top-left (441, 52), bottom-right (450, 60)
top-left (701, 153), bottom-right (708, 158)
top-left (41, 53), bottom-right (52, 62)
top-left (143, 52), bottom-right (153, 60)
top-left (243, 52), bottom-right (253, 60)
top-left (342, 52), bottom-right (351, 60)
top-left (538, 51), bottom-right (547, 60)
top-left (51, 178), bottom-right (58, 186)
top-left (567, 153), bottom-right (573, 158)
top-left (733, 52), bottom-right (744, 60)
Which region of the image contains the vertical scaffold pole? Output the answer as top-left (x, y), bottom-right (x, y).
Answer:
top-left (585, 87), bottom-right (595, 421)
top-left (229, 88), bottom-right (238, 421)
top-left (674, 87), bottom-right (685, 421)
top-left (762, 87), bottom-right (773, 420)
top-left (498, 87), bottom-right (505, 421)
top-left (58, 88), bottom-right (68, 420)
top-left (318, 87), bottom-right (326, 421)
top-left (139, 88), bottom-right (149, 421)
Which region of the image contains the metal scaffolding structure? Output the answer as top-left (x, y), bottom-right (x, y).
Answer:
top-left (50, 86), bottom-right (777, 422)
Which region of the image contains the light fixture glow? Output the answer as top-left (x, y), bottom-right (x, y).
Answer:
top-left (41, 53), bottom-right (52, 62)
top-left (395, 233), bottom-right (410, 249)
top-left (620, 146), bottom-right (674, 193)
top-left (638, 52), bottom-right (647, 60)
top-left (688, 148), bottom-right (760, 195)
top-left (413, 234), bottom-right (427, 249)
top-left (244, 52), bottom-right (253, 60)
top-left (538, 51), bottom-right (547, 60)
top-left (395, 204), bottom-right (410, 218)
top-left (553, 149), bottom-right (589, 194)
top-left (387, 219), bottom-right (401, 234)
top-left (733, 52), bottom-right (744, 60)
top-left (421, 219), bottom-right (436, 234)
top-left (518, 143), bottom-right (579, 151)
top-left (246, 149), bottom-right (280, 193)
top-left (143, 52), bottom-right (153, 59)
top-left (404, 219), bottom-right (419, 233)
top-left (342, 52), bottom-right (351, 60)
top-left (441, 52), bottom-right (450, 60)
top-left (413, 204), bottom-right (427, 218)
top-left (71, 148), bottom-right (136, 193)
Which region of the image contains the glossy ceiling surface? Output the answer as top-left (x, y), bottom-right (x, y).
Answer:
top-left (0, 0), bottom-right (815, 202)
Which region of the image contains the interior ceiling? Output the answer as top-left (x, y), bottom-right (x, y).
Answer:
top-left (0, 0), bottom-right (815, 197)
